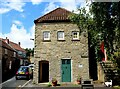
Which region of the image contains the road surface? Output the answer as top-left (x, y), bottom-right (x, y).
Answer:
top-left (1, 76), bottom-right (29, 89)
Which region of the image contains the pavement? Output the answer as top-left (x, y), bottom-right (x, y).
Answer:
top-left (20, 79), bottom-right (114, 89)
top-left (1, 78), bottom-right (114, 89)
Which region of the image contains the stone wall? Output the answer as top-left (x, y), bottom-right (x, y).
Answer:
top-left (34, 22), bottom-right (89, 83)
top-left (97, 62), bottom-right (105, 82)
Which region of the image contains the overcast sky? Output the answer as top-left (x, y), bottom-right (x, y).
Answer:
top-left (0, 0), bottom-right (89, 48)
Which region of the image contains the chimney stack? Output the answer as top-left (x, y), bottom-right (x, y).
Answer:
top-left (18, 42), bottom-right (20, 46)
top-left (5, 37), bottom-right (9, 44)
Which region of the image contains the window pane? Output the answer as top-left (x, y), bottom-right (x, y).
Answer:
top-left (67, 60), bottom-right (70, 64)
top-left (62, 60), bottom-right (65, 64)
top-left (58, 32), bottom-right (63, 38)
top-left (43, 31), bottom-right (50, 40)
top-left (73, 32), bottom-right (77, 38)
top-left (44, 32), bottom-right (49, 38)
top-left (72, 31), bottom-right (79, 40)
top-left (58, 31), bottom-right (64, 40)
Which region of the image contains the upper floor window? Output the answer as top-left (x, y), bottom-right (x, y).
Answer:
top-left (57, 31), bottom-right (64, 40)
top-left (43, 31), bottom-right (50, 41)
top-left (5, 49), bottom-right (7, 54)
top-left (72, 31), bottom-right (79, 40)
top-left (14, 52), bottom-right (16, 57)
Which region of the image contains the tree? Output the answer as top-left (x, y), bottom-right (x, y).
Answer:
top-left (25, 48), bottom-right (34, 58)
top-left (69, 2), bottom-right (120, 61)
top-left (69, 1), bottom-right (120, 81)
top-left (91, 2), bottom-right (120, 58)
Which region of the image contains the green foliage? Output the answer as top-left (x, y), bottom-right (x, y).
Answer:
top-left (91, 2), bottom-right (120, 54)
top-left (112, 50), bottom-right (120, 68)
top-left (113, 86), bottom-right (120, 89)
top-left (69, 7), bottom-right (93, 33)
top-left (51, 78), bottom-right (57, 82)
top-left (69, 2), bottom-right (120, 61)
top-left (25, 48), bottom-right (34, 57)
top-left (47, 82), bottom-right (52, 87)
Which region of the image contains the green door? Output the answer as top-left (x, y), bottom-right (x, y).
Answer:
top-left (61, 59), bottom-right (71, 82)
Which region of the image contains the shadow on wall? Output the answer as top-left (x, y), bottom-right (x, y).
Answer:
top-left (89, 45), bottom-right (98, 80)
top-left (2, 58), bottom-right (20, 82)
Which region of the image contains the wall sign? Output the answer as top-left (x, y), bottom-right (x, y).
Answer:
top-left (78, 64), bottom-right (83, 68)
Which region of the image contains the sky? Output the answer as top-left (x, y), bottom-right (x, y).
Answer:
top-left (0, 0), bottom-right (90, 49)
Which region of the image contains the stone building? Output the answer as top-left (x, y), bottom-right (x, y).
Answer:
top-left (1, 37), bottom-right (27, 82)
top-left (4, 37), bottom-right (27, 66)
top-left (0, 38), bottom-right (18, 82)
top-left (34, 7), bottom-right (89, 83)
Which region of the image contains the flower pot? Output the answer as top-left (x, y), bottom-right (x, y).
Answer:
top-left (52, 81), bottom-right (57, 86)
top-left (77, 80), bottom-right (81, 84)
top-left (77, 77), bottom-right (81, 84)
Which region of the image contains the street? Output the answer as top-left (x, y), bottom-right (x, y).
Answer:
top-left (1, 76), bottom-right (29, 89)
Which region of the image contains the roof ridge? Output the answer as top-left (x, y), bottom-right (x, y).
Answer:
top-left (58, 7), bottom-right (72, 13)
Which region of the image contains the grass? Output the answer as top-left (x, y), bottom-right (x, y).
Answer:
top-left (113, 86), bottom-right (120, 89)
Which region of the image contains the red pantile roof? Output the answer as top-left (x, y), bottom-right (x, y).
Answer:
top-left (2, 38), bottom-right (26, 53)
top-left (34, 7), bottom-right (73, 23)
top-left (0, 38), bottom-right (14, 51)
top-left (9, 41), bottom-right (26, 53)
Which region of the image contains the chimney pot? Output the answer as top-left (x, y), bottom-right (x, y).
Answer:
top-left (18, 42), bottom-right (20, 46)
top-left (5, 37), bottom-right (9, 44)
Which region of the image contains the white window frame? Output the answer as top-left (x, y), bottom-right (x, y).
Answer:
top-left (43, 31), bottom-right (50, 41)
top-left (57, 31), bottom-right (64, 40)
top-left (9, 61), bottom-right (12, 69)
top-left (14, 52), bottom-right (16, 57)
top-left (72, 31), bottom-right (79, 40)
top-left (5, 49), bottom-right (7, 54)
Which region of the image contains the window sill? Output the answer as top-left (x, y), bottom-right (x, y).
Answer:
top-left (72, 39), bottom-right (80, 41)
top-left (43, 40), bottom-right (51, 42)
top-left (57, 40), bottom-right (65, 42)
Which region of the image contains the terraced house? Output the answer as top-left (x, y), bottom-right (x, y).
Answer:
top-left (0, 38), bottom-right (18, 82)
top-left (34, 7), bottom-right (89, 83)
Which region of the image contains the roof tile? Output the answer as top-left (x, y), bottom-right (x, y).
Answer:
top-left (9, 41), bottom-right (26, 53)
top-left (0, 38), bottom-right (14, 51)
top-left (34, 7), bottom-right (73, 23)
top-left (2, 38), bottom-right (26, 53)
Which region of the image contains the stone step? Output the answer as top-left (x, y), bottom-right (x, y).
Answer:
top-left (99, 61), bottom-right (118, 73)
top-left (105, 73), bottom-right (118, 75)
top-left (103, 67), bottom-right (116, 70)
top-left (104, 70), bottom-right (118, 74)
top-left (102, 63), bottom-right (114, 66)
top-left (102, 67), bottom-right (115, 69)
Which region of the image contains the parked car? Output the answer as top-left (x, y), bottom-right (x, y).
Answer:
top-left (15, 66), bottom-right (33, 80)
top-left (28, 63), bottom-right (34, 70)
